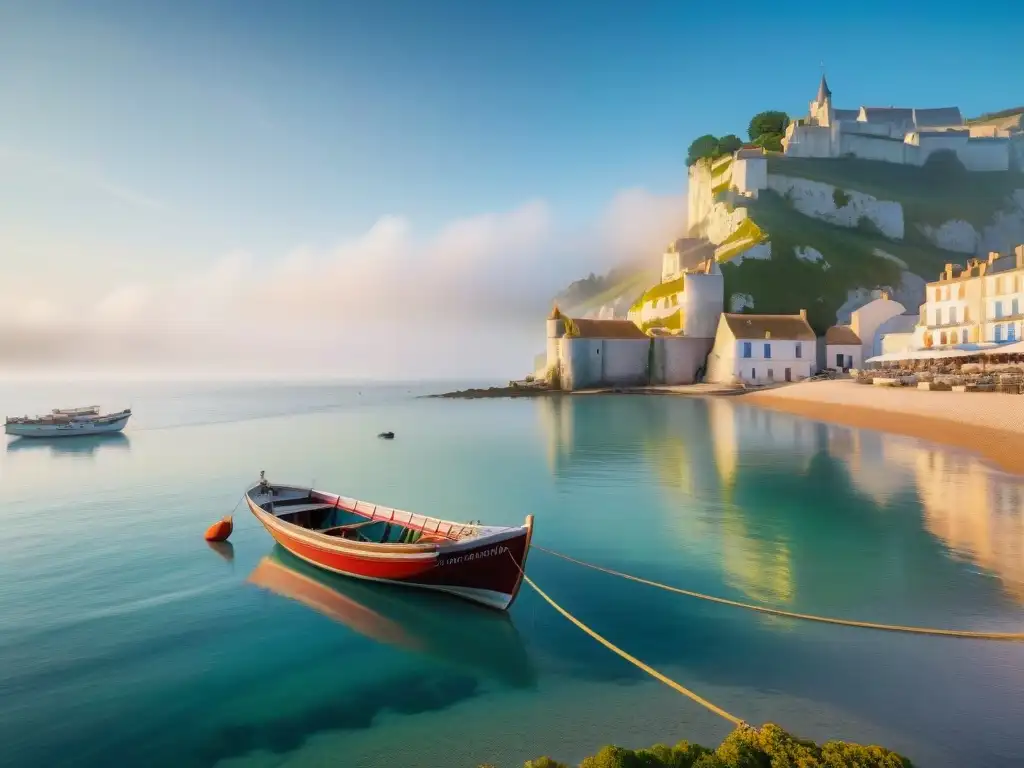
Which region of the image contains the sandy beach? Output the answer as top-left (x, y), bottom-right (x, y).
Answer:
top-left (746, 380), bottom-right (1024, 475)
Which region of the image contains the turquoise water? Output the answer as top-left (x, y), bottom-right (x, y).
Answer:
top-left (1, 382), bottom-right (1023, 768)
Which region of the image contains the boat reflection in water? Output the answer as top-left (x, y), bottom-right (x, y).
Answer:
top-left (247, 546), bottom-right (537, 689)
top-left (5, 432), bottom-right (131, 457)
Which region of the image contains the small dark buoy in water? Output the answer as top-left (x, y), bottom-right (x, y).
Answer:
top-left (378, 431), bottom-right (395, 439)
top-left (204, 515), bottom-right (234, 542)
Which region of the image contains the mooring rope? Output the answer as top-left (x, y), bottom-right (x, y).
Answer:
top-left (531, 545), bottom-right (1024, 642)
top-left (510, 554), bottom-right (745, 726)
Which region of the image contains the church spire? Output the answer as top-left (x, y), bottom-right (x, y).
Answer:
top-left (816, 73), bottom-right (831, 104)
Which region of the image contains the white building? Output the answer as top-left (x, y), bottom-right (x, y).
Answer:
top-left (847, 294), bottom-right (908, 360)
top-left (783, 75), bottom-right (1014, 171)
top-left (824, 325), bottom-right (862, 370)
top-left (705, 311), bottom-right (817, 385)
top-left (910, 245), bottom-right (1024, 349)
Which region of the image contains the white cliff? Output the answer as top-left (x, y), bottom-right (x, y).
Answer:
top-left (767, 175), bottom-right (905, 239)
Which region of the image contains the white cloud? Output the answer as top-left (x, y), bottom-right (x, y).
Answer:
top-left (0, 189), bottom-right (686, 378)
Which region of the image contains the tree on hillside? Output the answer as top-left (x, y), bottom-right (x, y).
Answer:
top-left (748, 111), bottom-right (790, 141)
top-left (752, 132), bottom-right (785, 152)
top-left (687, 134), bottom-right (746, 166)
top-left (687, 134), bottom-right (720, 166)
top-left (717, 134), bottom-right (743, 156)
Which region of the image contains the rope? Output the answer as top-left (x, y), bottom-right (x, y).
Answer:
top-left (531, 545), bottom-right (1024, 642)
top-left (510, 550), bottom-right (746, 726)
top-left (520, 571), bottom-right (745, 727)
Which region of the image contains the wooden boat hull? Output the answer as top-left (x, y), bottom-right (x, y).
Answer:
top-left (245, 485), bottom-right (533, 611)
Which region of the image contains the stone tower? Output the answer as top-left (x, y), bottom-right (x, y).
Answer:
top-left (545, 304), bottom-right (566, 381)
top-left (810, 74), bottom-right (833, 128)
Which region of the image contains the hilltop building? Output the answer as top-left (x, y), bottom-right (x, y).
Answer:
top-left (783, 75), bottom-right (1015, 171)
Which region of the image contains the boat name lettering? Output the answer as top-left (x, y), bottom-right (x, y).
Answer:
top-left (437, 545), bottom-right (509, 567)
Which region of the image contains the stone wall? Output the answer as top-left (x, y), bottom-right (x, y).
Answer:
top-left (649, 337), bottom-right (714, 385)
top-left (559, 337), bottom-right (650, 391)
top-left (839, 132), bottom-right (908, 164)
top-left (731, 156), bottom-right (768, 196)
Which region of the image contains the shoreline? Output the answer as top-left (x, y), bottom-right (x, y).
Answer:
top-left (427, 383), bottom-right (749, 399)
top-left (432, 378), bottom-right (1024, 475)
top-left (745, 380), bottom-right (1024, 475)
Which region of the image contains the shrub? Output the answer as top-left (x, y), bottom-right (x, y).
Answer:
top-left (832, 188), bottom-right (851, 209)
top-left (580, 745), bottom-right (644, 768)
top-left (518, 724), bottom-right (913, 768)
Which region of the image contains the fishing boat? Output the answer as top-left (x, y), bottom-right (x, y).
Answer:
top-left (4, 407), bottom-right (132, 438)
top-left (248, 546), bottom-right (536, 687)
top-left (244, 472), bottom-right (534, 611)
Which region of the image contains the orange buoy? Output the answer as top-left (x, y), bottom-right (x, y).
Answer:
top-left (204, 515), bottom-right (234, 542)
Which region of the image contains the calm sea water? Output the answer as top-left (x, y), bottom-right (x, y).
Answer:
top-left (1, 381), bottom-right (1023, 768)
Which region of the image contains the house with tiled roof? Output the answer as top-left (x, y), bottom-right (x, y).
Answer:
top-left (705, 311), bottom-right (817, 385)
top-left (824, 324), bottom-right (862, 371)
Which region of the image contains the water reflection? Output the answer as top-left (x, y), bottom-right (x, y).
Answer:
top-left (5, 432), bottom-right (131, 457)
top-left (247, 547), bottom-right (536, 689)
top-left (537, 395), bottom-right (1024, 607)
top-left (205, 541), bottom-right (235, 563)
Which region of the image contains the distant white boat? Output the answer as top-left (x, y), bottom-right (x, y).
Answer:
top-left (4, 407), bottom-right (132, 438)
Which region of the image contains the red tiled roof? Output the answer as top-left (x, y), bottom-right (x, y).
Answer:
top-left (722, 313), bottom-right (816, 341)
top-left (569, 318), bottom-right (649, 340)
top-left (825, 325), bottom-right (861, 345)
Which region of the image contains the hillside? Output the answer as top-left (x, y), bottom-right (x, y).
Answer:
top-left (701, 155), bottom-right (1024, 333)
top-left (555, 239), bottom-right (713, 318)
top-left (553, 154), bottom-right (1024, 333)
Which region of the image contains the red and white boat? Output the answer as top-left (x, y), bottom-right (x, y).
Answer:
top-left (244, 472), bottom-right (534, 611)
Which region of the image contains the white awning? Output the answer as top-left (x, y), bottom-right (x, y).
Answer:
top-left (981, 341), bottom-right (1024, 356)
top-left (865, 347), bottom-right (981, 363)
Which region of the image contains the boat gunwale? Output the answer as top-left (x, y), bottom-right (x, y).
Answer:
top-left (245, 485), bottom-right (528, 561)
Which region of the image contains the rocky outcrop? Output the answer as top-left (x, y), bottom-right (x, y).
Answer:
top-left (701, 201), bottom-right (750, 245)
top-left (795, 245), bottom-right (826, 264)
top-left (729, 293), bottom-right (755, 311)
top-left (917, 219), bottom-right (980, 254)
top-left (729, 241), bottom-right (771, 266)
top-left (767, 175), bottom-right (905, 239)
top-left (979, 189), bottom-right (1024, 255)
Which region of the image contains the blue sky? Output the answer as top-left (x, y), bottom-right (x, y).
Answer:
top-left (0, 0), bottom-right (1019, 377)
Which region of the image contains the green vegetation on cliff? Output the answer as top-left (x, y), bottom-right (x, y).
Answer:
top-left (714, 153), bottom-right (1024, 332)
top-left (687, 111), bottom-right (791, 165)
top-left (766, 155), bottom-right (1023, 228)
top-left (484, 723), bottom-right (912, 768)
top-left (722, 188), bottom-right (953, 333)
